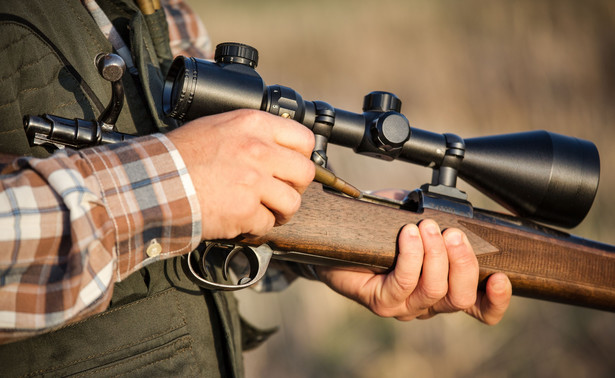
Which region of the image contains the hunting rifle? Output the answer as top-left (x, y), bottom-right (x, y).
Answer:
top-left (24, 44), bottom-right (615, 312)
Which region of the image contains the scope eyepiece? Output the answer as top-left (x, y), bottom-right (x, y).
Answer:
top-left (163, 45), bottom-right (266, 121)
top-left (163, 56), bottom-right (199, 120)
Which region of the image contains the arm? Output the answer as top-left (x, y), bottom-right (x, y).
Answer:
top-left (0, 134), bottom-right (201, 343)
top-left (0, 109), bottom-right (315, 343)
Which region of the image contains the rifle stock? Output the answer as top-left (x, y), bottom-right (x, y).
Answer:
top-left (239, 183), bottom-right (615, 312)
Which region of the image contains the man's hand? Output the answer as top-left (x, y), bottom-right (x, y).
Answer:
top-left (167, 109), bottom-right (315, 240)
top-left (317, 220), bottom-right (512, 325)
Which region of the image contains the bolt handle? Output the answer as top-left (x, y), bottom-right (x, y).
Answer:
top-left (96, 53), bottom-right (126, 131)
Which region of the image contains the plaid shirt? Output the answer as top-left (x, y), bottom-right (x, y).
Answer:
top-left (0, 1), bottom-right (208, 344)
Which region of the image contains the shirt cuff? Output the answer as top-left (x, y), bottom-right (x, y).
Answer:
top-left (80, 133), bottom-right (202, 279)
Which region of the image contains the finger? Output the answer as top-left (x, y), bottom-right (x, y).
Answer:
top-left (243, 203), bottom-right (277, 236)
top-left (259, 176), bottom-right (304, 226)
top-left (437, 228), bottom-right (479, 311)
top-left (380, 224), bottom-right (424, 304)
top-left (268, 115), bottom-right (315, 157)
top-left (211, 110), bottom-right (315, 157)
top-left (269, 147), bottom-right (316, 192)
top-left (317, 266), bottom-right (376, 304)
top-left (406, 220), bottom-right (450, 311)
top-left (480, 273), bottom-right (513, 325)
top-left (466, 272), bottom-right (512, 325)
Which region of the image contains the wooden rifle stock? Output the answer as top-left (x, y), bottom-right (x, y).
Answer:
top-left (240, 183), bottom-right (615, 312)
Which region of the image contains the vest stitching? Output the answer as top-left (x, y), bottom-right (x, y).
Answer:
top-left (171, 269), bottom-right (201, 369)
top-left (121, 343), bottom-right (195, 377)
top-left (52, 99), bottom-right (83, 113)
top-left (0, 98), bottom-right (82, 114)
top-left (0, 63), bottom-right (86, 114)
top-left (67, 0), bottom-right (104, 53)
top-left (72, 337), bottom-right (195, 377)
top-left (0, 15), bottom-right (105, 113)
top-left (0, 49), bottom-right (55, 83)
top-left (0, 24), bottom-right (89, 113)
top-left (0, 23), bottom-right (34, 54)
top-left (24, 289), bottom-right (187, 376)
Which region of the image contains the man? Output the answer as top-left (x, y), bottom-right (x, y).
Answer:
top-left (0, 0), bottom-right (511, 376)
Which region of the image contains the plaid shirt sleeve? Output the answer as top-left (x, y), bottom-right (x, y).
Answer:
top-left (0, 134), bottom-right (201, 344)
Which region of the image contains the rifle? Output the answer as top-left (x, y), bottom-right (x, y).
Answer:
top-left (24, 44), bottom-right (615, 311)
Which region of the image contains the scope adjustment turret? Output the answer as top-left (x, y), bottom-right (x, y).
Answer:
top-left (363, 91), bottom-right (402, 113)
top-left (371, 113), bottom-right (411, 151)
top-left (214, 42), bottom-right (259, 68)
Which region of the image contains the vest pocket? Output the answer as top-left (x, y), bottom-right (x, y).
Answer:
top-left (0, 289), bottom-right (199, 377)
top-left (71, 334), bottom-right (196, 377)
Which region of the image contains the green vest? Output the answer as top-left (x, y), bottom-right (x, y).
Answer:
top-left (0, 1), bottom-right (260, 376)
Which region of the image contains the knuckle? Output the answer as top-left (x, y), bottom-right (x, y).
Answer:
top-left (371, 305), bottom-right (397, 318)
top-left (449, 293), bottom-right (476, 310)
top-left (257, 217), bottom-right (276, 236)
top-left (421, 283), bottom-right (448, 302)
top-left (368, 296), bottom-right (397, 318)
top-left (234, 108), bottom-right (266, 123)
top-left (483, 316), bottom-right (503, 326)
top-left (453, 252), bottom-right (479, 271)
top-left (275, 191), bottom-right (302, 226)
top-left (236, 168), bottom-right (261, 187)
top-left (245, 207), bottom-right (276, 237)
top-left (394, 275), bottom-right (418, 293)
top-left (226, 109), bottom-right (266, 134)
top-left (243, 140), bottom-right (270, 161)
top-left (297, 126), bottom-right (316, 151)
top-left (288, 189), bottom-right (302, 214)
top-left (299, 158), bottom-right (316, 186)
top-left (394, 314), bottom-right (417, 322)
top-left (230, 197), bottom-right (260, 220)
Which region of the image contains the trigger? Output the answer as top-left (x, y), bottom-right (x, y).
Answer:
top-left (222, 246), bottom-right (244, 281)
top-left (186, 243), bottom-right (274, 291)
top-left (227, 244), bottom-right (274, 287)
top-left (222, 246), bottom-right (260, 285)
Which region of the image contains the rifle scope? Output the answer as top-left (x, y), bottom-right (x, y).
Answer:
top-left (163, 42), bottom-right (600, 228)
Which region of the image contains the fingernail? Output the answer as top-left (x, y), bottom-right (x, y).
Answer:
top-left (422, 220), bottom-right (440, 235)
top-left (491, 277), bottom-right (507, 292)
top-left (405, 224), bottom-right (419, 237)
top-left (444, 230), bottom-right (463, 246)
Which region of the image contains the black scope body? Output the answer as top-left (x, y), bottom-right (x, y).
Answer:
top-left (163, 42), bottom-right (600, 229)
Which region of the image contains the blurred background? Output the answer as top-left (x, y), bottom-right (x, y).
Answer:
top-left (187, 0), bottom-right (615, 376)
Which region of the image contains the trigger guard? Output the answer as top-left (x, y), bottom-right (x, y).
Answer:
top-left (186, 244), bottom-right (273, 291)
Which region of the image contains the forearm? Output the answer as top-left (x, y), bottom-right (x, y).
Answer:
top-left (0, 134), bottom-right (201, 343)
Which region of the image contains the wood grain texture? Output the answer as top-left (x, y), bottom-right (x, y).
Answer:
top-left (239, 183), bottom-right (615, 311)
